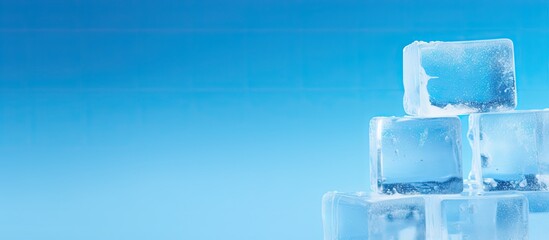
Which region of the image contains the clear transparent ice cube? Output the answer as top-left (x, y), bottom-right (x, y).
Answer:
top-left (429, 192), bottom-right (529, 240)
top-left (520, 191), bottom-right (549, 240)
top-left (468, 110), bottom-right (549, 191)
top-left (403, 39), bottom-right (517, 116)
top-left (322, 192), bottom-right (426, 240)
top-left (370, 116), bottom-right (463, 194)
top-left (321, 191), bottom-right (528, 240)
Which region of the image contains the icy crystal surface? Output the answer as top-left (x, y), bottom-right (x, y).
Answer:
top-left (469, 110), bottom-right (549, 191)
top-left (403, 39), bottom-right (516, 116)
top-left (322, 192), bottom-right (426, 240)
top-left (370, 116), bottom-right (463, 194)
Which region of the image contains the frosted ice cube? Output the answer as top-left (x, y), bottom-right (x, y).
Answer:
top-left (403, 39), bottom-right (516, 116)
top-left (520, 191), bottom-right (549, 240)
top-left (322, 192), bottom-right (426, 240)
top-left (468, 110), bottom-right (549, 191)
top-left (370, 116), bottom-right (463, 194)
top-left (428, 192), bottom-right (529, 240)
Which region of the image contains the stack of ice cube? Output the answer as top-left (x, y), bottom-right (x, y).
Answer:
top-left (323, 39), bottom-right (549, 239)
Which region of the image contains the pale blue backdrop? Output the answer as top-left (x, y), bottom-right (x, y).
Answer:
top-left (0, 1), bottom-right (548, 239)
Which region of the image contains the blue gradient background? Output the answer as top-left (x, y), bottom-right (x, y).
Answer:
top-left (1, 1), bottom-right (548, 239)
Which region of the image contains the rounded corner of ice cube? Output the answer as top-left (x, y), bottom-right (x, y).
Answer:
top-left (369, 116), bottom-right (382, 124)
top-left (403, 41), bottom-right (419, 52)
top-left (449, 116), bottom-right (463, 133)
top-left (369, 117), bottom-right (383, 132)
top-left (499, 38), bottom-right (514, 47)
top-left (322, 191), bottom-right (337, 203)
top-left (371, 116), bottom-right (399, 126)
top-left (445, 115), bottom-right (462, 123)
top-left (322, 193), bottom-right (336, 240)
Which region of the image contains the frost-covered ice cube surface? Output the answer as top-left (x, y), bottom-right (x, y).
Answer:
top-left (322, 192), bottom-right (426, 240)
top-left (468, 110), bottom-right (549, 191)
top-left (403, 39), bottom-right (516, 116)
top-left (430, 192), bottom-right (528, 240)
top-left (520, 191), bottom-right (549, 240)
top-left (370, 116), bottom-right (462, 195)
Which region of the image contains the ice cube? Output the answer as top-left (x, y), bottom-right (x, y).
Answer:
top-left (520, 191), bottom-right (549, 240)
top-left (428, 192), bottom-right (529, 240)
top-left (322, 192), bottom-right (426, 240)
top-left (468, 110), bottom-right (549, 191)
top-left (403, 39), bottom-right (516, 116)
top-left (370, 116), bottom-right (463, 194)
